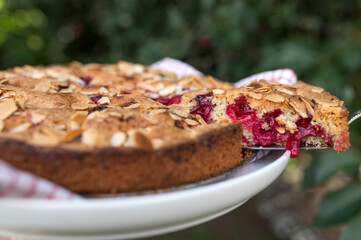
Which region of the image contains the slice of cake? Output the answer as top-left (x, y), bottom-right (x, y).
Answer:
top-left (177, 80), bottom-right (350, 157)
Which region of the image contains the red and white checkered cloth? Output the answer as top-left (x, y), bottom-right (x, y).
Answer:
top-left (0, 58), bottom-right (296, 200)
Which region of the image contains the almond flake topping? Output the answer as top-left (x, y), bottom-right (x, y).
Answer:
top-left (0, 99), bottom-right (18, 120)
top-left (99, 87), bottom-right (109, 93)
top-left (254, 87), bottom-right (271, 93)
top-left (289, 97), bottom-right (308, 118)
top-left (98, 97), bottom-right (110, 105)
top-left (301, 97), bottom-right (315, 115)
top-left (0, 79), bottom-right (8, 85)
top-left (247, 92), bottom-right (262, 100)
top-left (71, 111), bottom-right (88, 123)
top-left (311, 86), bottom-right (324, 93)
top-left (110, 131), bottom-right (127, 147)
top-left (11, 123), bottom-right (31, 133)
top-left (185, 119), bottom-right (199, 126)
top-left (172, 109), bottom-right (188, 118)
top-left (32, 131), bottom-right (59, 147)
top-left (195, 115), bottom-right (207, 125)
top-left (265, 94), bottom-right (285, 103)
top-left (81, 128), bottom-right (98, 146)
top-left (159, 85), bottom-right (176, 96)
top-left (169, 113), bottom-right (182, 120)
top-left (52, 124), bottom-right (66, 130)
top-left (123, 103), bottom-right (140, 109)
top-left (212, 89), bottom-right (225, 94)
top-left (31, 112), bottom-right (46, 124)
top-left (71, 103), bottom-right (91, 110)
top-left (152, 138), bottom-right (164, 148)
top-left (70, 121), bottom-right (80, 130)
top-left (61, 129), bottom-right (83, 142)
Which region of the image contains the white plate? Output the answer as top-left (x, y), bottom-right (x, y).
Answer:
top-left (0, 151), bottom-right (290, 240)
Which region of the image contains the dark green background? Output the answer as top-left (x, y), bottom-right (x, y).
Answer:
top-left (1, 1), bottom-right (361, 239)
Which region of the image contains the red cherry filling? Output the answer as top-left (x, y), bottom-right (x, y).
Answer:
top-left (226, 96), bottom-right (331, 157)
top-left (80, 76), bottom-right (93, 86)
top-left (190, 93), bottom-right (214, 123)
top-left (153, 94), bottom-right (183, 106)
top-left (90, 94), bottom-right (103, 104)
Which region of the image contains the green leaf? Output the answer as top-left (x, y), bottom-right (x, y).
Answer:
top-left (339, 214), bottom-right (361, 240)
top-left (302, 149), bottom-right (359, 187)
top-left (314, 183), bottom-right (361, 227)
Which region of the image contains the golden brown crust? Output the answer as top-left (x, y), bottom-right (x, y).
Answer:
top-left (0, 122), bottom-right (243, 193)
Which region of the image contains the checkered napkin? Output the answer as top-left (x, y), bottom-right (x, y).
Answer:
top-left (0, 58), bottom-right (297, 199)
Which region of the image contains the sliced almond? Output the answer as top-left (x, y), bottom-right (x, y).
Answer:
top-left (317, 100), bottom-right (339, 107)
top-left (70, 121), bottom-right (80, 130)
top-left (32, 131), bottom-right (59, 147)
top-left (254, 87), bottom-right (271, 93)
top-left (68, 76), bottom-right (85, 86)
top-left (265, 94), bottom-right (285, 103)
top-left (53, 124), bottom-right (66, 130)
top-left (150, 109), bottom-right (167, 115)
top-left (247, 92), bottom-right (262, 100)
top-left (301, 97), bottom-right (315, 115)
top-left (109, 111), bottom-right (124, 118)
top-left (0, 120), bottom-right (4, 132)
top-left (98, 97), bottom-right (110, 105)
top-left (123, 103), bottom-right (140, 109)
top-left (275, 87), bottom-right (295, 95)
top-left (0, 99), bottom-right (18, 120)
top-left (31, 112), bottom-right (46, 124)
top-left (276, 127), bottom-right (286, 134)
top-left (71, 103), bottom-right (90, 110)
top-left (169, 113), bottom-right (182, 120)
top-left (60, 85), bottom-right (75, 93)
top-left (289, 97), bottom-right (308, 118)
top-left (56, 81), bottom-right (69, 88)
top-left (87, 111), bottom-right (98, 120)
top-left (11, 123), bottom-right (31, 133)
top-left (196, 115), bottom-right (207, 125)
top-left (311, 86), bottom-right (324, 93)
top-left (81, 128), bottom-right (98, 146)
top-left (71, 111), bottom-right (88, 123)
top-left (152, 138), bottom-right (164, 148)
top-left (159, 85), bottom-right (176, 96)
top-left (99, 87), bottom-right (109, 93)
top-left (110, 132), bottom-right (127, 147)
top-left (172, 109), bottom-right (189, 118)
top-left (61, 129), bottom-right (83, 142)
top-left (81, 91), bottom-right (99, 95)
top-left (41, 127), bottom-right (63, 140)
top-left (0, 85), bottom-right (15, 91)
top-left (212, 89), bottom-right (225, 94)
top-left (0, 79), bottom-right (8, 85)
top-left (34, 81), bottom-right (51, 92)
top-left (185, 119), bottom-right (199, 126)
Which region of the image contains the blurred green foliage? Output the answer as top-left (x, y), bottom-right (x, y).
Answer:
top-left (1, 0), bottom-right (361, 239)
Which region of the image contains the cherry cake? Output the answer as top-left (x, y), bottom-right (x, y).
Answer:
top-left (0, 61), bottom-right (350, 194)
